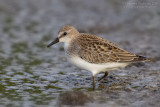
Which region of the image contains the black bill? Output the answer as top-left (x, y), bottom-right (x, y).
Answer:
top-left (47, 38), bottom-right (59, 47)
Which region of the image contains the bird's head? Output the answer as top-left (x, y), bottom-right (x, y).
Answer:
top-left (47, 25), bottom-right (79, 47)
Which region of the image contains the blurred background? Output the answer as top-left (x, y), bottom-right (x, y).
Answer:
top-left (0, 0), bottom-right (160, 107)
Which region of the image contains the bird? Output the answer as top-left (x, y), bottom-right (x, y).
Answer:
top-left (47, 25), bottom-right (149, 90)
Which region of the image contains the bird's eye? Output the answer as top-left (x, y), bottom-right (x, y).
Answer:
top-left (64, 32), bottom-right (67, 35)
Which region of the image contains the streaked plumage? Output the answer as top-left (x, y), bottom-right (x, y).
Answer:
top-left (67, 33), bottom-right (147, 63)
top-left (47, 25), bottom-right (149, 90)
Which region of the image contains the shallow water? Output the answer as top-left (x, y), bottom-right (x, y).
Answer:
top-left (0, 0), bottom-right (160, 107)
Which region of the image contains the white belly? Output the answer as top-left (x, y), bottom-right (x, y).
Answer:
top-left (68, 56), bottom-right (128, 76)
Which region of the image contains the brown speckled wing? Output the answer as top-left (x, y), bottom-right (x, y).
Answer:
top-left (73, 34), bottom-right (147, 64)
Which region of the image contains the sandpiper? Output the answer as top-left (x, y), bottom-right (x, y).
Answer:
top-left (47, 25), bottom-right (149, 90)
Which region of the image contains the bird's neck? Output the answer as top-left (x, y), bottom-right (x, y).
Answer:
top-left (64, 42), bottom-right (70, 50)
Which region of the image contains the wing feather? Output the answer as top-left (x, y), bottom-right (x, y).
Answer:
top-left (71, 34), bottom-right (148, 64)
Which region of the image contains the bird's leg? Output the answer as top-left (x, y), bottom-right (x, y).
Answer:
top-left (92, 75), bottom-right (95, 90)
top-left (98, 72), bottom-right (108, 81)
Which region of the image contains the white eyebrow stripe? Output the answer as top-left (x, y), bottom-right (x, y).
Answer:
top-left (59, 32), bottom-right (63, 36)
top-left (58, 29), bottom-right (72, 38)
top-left (58, 32), bottom-right (64, 38)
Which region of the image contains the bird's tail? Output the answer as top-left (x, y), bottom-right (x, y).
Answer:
top-left (133, 55), bottom-right (150, 62)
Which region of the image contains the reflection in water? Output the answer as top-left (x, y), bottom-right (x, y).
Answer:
top-left (58, 91), bottom-right (93, 106)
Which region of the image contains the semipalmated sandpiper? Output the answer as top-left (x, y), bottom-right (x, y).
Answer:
top-left (47, 25), bottom-right (149, 90)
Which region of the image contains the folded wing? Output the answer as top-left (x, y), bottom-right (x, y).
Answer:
top-left (77, 34), bottom-right (148, 64)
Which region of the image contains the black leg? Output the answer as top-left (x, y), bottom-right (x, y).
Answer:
top-left (98, 72), bottom-right (108, 81)
top-left (92, 76), bottom-right (95, 90)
